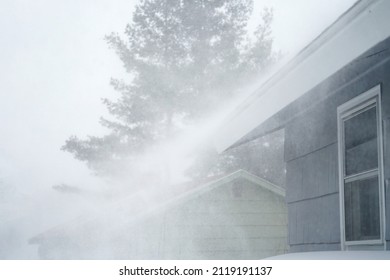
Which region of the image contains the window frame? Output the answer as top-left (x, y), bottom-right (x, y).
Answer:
top-left (337, 84), bottom-right (386, 250)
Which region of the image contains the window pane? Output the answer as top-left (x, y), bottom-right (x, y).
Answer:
top-left (344, 176), bottom-right (380, 241)
top-left (344, 106), bottom-right (378, 175)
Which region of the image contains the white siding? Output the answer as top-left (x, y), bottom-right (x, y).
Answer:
top-left (124, 180), bottom-right (287, 259)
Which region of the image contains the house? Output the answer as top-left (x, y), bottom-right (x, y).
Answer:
top-left (215, 0), bottom-right (390, 252)
top-left (29, 170), bottom-right (287, 259)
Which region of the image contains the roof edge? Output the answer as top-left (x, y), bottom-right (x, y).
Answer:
top-left (215, 0), bottom-right (390, 152)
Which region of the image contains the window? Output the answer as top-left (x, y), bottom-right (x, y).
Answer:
top-left (338, 85), bottom-right (385, 248)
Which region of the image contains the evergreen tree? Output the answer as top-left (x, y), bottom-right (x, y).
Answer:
top-left (63, 0), bottom-right (276, 180)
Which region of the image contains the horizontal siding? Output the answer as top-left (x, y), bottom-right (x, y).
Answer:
top-left (284, 55), bottom-right (390, 250)
top-left (171, 237), bottom-right (286, 252)
top-left (164, 212), bottom-right (287, 226)
top-left (284, 99), bottom-right (338, 162)
top-left (288, 193), bottom-right (340, 246)
top-left (131, 180), bottom-right (287, 259)
top-left (182, 199), bottom-right (285, 214)
top-left (163, 225), bottom-right (287, 239)
top-left (286, 143), bottom-right (338, 203)
top-left (37, 178), bottom-right (288, 259)
top-left (284, 41), bottom-right (390, 162)
top-left (289, 243), bottom-right (340, 253)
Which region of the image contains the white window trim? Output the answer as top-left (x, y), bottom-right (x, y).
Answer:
top-left (337, 84), bottom-right (386, 250)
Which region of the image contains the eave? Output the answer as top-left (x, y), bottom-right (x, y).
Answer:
top-left (215, 0), bottom-right (390, 152)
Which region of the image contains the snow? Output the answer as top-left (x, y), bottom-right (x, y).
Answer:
top-left (265, 250), bottom-right (390, 260)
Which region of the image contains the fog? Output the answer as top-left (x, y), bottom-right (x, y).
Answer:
top-left (0, 0), bottom-right (356, 259)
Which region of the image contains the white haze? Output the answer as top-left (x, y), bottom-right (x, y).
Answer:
top-left (0, 0), bottom-right (356, 259)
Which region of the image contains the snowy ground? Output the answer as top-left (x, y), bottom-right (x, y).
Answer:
top-left (266, 251), bottom-right (390, 260)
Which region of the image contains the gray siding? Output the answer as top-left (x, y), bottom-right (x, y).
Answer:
top-left (283, 38), bottom-right (390, 252)
top-left (288, 193), bottom-right (340, 246)
top-left (289, 243), bottom-right (340, 253)
top-left (286, 143), bottom-right (338, 203)
top-left (384, 118), bottom-right (390, 241)
top-left (286, 144), bottom-right (340, 250)
top-left (284, 103), bottom-right (337, 163)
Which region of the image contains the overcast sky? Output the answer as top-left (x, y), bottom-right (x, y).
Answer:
top-left (0, 0), bottom-right (357, 194)
top-left (0, 1), bottom-right (357, 251)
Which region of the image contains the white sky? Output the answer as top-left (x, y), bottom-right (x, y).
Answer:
top-left (254, 0), bottom-right (357, 54)
top-left (0, 0), bottom-right (356, 194)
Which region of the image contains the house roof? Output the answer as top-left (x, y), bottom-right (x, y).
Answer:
top-left (215, 0), bottom-right (390, 153)
top-left (29, 169), bottom-right (284, 244)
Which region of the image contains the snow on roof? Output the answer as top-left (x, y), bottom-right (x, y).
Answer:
top-left (215, 0), bottom-right (390, 153)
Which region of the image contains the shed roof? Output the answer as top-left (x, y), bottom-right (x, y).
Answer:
top-left (215, 0), bottom-right (390, 152)
top-left (29, 170), bottom-right (284, 244)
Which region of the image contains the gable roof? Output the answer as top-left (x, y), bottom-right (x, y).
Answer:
top-left (29, 170), bottom-right (284, 244)
top-left (164, 169), bottom-right (285, 205)
top-left (215, 0), bottom-right (390, 152)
